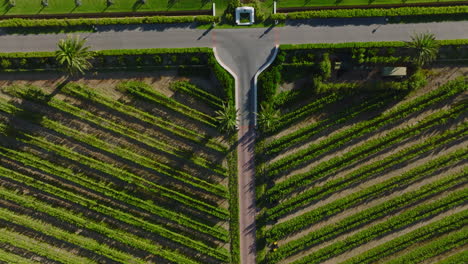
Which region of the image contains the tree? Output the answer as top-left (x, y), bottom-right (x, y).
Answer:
top-left (406, 32), bottom-right (439, 67)
top-left (257, 102), bottom-right (279, 132)
top-left (215, 102), bottom-right (238, 132)
top-left (55, 35), bottom-right (93, 77)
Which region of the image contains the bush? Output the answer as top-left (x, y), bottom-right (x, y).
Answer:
top-left (153, 55), bottom-right (162, 64)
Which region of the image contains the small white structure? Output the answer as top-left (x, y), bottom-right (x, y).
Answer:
top-left (235, 6), bottom-right (255, 26)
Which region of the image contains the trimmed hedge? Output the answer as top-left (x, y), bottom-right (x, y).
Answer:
top-left (271, 5), bottom-right (468, 20)
top-left (0, 15), bottom-right (219, 28)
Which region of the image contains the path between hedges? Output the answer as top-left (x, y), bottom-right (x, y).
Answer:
top-left (1, 18), bottom-right (468, 264)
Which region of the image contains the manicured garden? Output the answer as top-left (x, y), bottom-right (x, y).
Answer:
top-left (254, 37), bottom-right (468, 264)
top-left (0, 37), bottom-right (240, 263)
top-left (277, 0), bottom-right (468, 8)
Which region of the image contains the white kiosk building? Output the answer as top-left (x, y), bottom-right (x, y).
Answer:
top-left (235, 6), bottom-right (255, 26)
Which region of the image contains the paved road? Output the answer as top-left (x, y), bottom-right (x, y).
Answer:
top-left (1, 19), bottom-right (467, 264)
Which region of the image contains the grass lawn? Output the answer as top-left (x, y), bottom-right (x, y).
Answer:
top-left (0, 0), bottom-right (215, 15)
top-left (277, 0), bottom-right (468, 8)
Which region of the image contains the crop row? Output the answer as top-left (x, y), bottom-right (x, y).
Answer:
top-left (290, 188), bottom-right (468, 264)
top-left (266, 123), bottom-right (467, 223)
top-left (0, 166), bottom-right (229, 262)
top-left (0, 145), bottom-right (229, 242)
top-left (61, 83), bottom-right (227, 153)
top-left (265, 146), bottom-right (467, 235)
top-left (119, 81), bottom-right (217, 128)
top-left (41, 91), bottom-right (226, 176)
top-left (384, 228), bottom-right (467, 264)
top-left (0, 247), bottom-right (41, 264)
top-left (170, 81), bottom-right (224, 110)
top-left (266, 78), bottom-right (467, 176)
top-left (0, 99), bottom-right (228, 199)
top-left (0, 185), bottom-right (201, 264)
top-left (0, 227), bottom-right (96, 264)
top-left (270, 93), bottom-right (343, 133)
top-left (0, 120), bottom-right (229, 220)
top-left (343, 212), bottom-right (468, 264)
top-left (0, 207), bottom-right (146, 264)
top-left (266, 101), bottom-right (466, 202)
top-left (266, 167), bottom-right (466, 261)
top-left (265, 92), bottom-right (397, 155)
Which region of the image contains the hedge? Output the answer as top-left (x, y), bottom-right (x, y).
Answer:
top-left (271, 5), bottom-right (468, 20)
top-left (280, 39), bottom-right (468, 51)
top-left (0, 15), bottom-right (220, 28)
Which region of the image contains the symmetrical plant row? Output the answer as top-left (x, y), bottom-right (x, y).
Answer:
top-left (267, 93), bottom-right (343, 134)
top-left (0, 247), bottom-right (41, 264)
top-left (266, 124), bottom-right (467, 236)
top-left (0, 99), bottom-right (228, 200)
top-left (0, 184), bottom-right (202, 264)
top-left (266, 77), bottom-right (466, 178)
top-left (118, 80), bottom-right (218, 127)
top-left (62, 83), bottom-right (227, 152)
top-left (0, 104), bottom-right (229, 221)
top-left (264, 91), bottom-right (398, 155)
top-left (170, 81), bottom-right (224, 110)
top-left (290, 188), bottom-right (467, 264)
top-left (266, 99), bottom-right (466, 204)
top-left (0, 143), bottom-right (228, 242)
top-left (8, 85), bottom-right (226, 176)
top-left (267, 163), bottom-right (467, 262)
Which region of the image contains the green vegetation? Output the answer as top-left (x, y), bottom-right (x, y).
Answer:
top-left (277, 0), bottom-right (467, 8)
top-left (0, 47), bottom-right (239, 263)
top-left (55, 35), bottom-right (93, 76)
top-left (255, 41), bottom-right (468, 264)
top-left (0, 0), bottom-right (214, 15)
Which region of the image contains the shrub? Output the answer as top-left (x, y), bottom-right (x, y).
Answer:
top-left (8, 0), bottom-right (15, 7)
top-left (258, 66), bottom-right (281, 103)
top-left (153, 55), bottom-right (162, 65)
top-left (190, 56), bottom-right (200, 64)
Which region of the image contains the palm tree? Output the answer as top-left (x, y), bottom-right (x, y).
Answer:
top-left (406, 32), bottom-right (439, 67)
top-left (257, 102), bottom-right (279, 132)
top-left (55, 35), bottom-right (93, 77)
top-left (215, 102), bottom-right (238, 132)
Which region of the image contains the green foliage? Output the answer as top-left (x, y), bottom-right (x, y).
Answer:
top-left (319, 53), bottom-right (331, 79)
top-left (406, 32), bottom-right (440, 66)
top-left (55, 35), bottom-right (93, 76)
top-left (208, 55), bottom-right (235, 105)
top-left (271, 6), bottom-right (468, 20)
top-left (170, 81), bottom-right (223, 110)
top-left (215, 102), bottom-right (238, 133)
top-left (257, 102), bottom-right (280, 132)
top-left (0, 15), bottom-right (220, 29)
top-left (258, 65), bottom-right (281, 103)
top-left (0, 59), bottom-right (11, 69)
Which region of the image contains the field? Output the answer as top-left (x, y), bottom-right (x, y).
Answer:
top-left (255, 44), bottom-right (468, 264)
top-left (0, 68), bottom-right (238, 263)
top-left (0, 0), bottom-right (215, 15)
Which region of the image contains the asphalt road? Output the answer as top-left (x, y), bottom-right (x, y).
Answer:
top-left (1, 19), bottom-right (467, 264)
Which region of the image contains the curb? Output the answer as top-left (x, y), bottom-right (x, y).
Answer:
top-left (253, 45), bottom-right (279, 127)
top-left (213, 47), bottom-right (240, 128)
